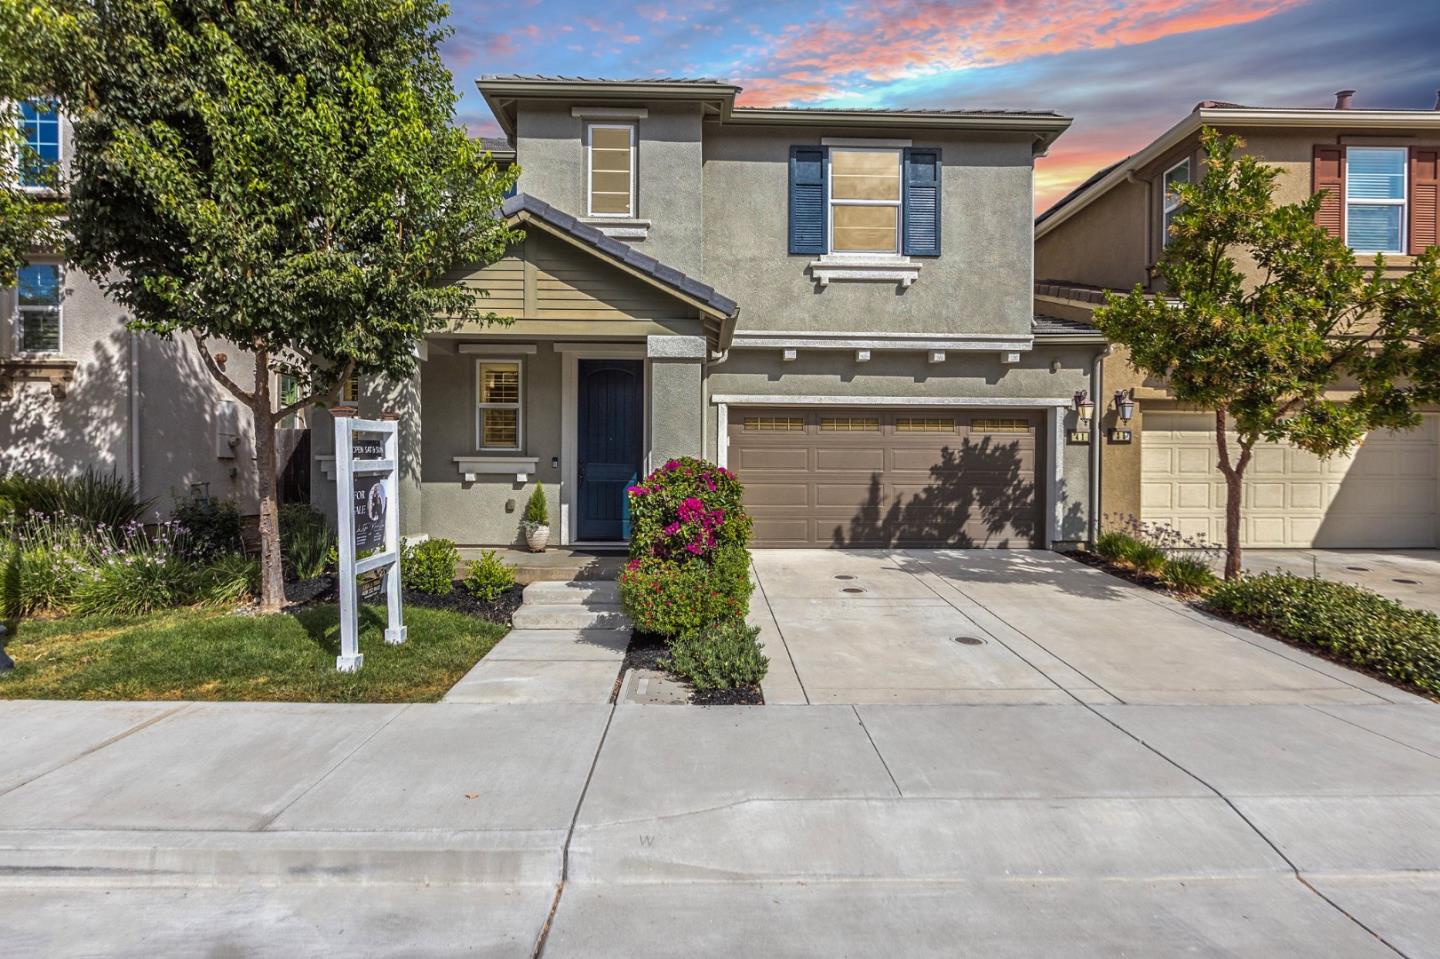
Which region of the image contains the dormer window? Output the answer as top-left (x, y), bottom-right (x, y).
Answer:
top-left (586, 123), bottom-right (635, 218)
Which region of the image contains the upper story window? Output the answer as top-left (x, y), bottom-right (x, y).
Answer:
top-left (16, 262), bottom-right (62, 353)
top-left (277, 374), bottom-right (303, 429)
top-left (18, 99), bottom-right (61, 189)
top-left (1345, 147), bottom-right (1407, 254)
top-left (477, 360), bottom-right (522, 451)
top-left (829, 148), bottom-right (902, 254)
top-left (586, 123), bottom-right (634, 218)
top-left (1162, 158), bottom-right (1189, 247)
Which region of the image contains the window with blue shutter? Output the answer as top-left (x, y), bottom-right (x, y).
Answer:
top-left (789, 146), bottom-right (826, 255)
top-left (902, 148), bottom-right (941, 256)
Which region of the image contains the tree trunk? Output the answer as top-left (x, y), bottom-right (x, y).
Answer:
top-left (1212, 407), bottom-right (1253, 581)
top-left (252, 360), bottom-right (286, 611)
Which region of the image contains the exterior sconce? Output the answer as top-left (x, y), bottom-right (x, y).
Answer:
top-left (1114, 389), bottom-right (1136, 423)
top-left (1072, 390), bottom-right (1095, 426)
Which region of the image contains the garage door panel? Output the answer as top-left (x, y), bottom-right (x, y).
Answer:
top-left (729, 408), bottom-right (1041, 548)
top-left (1141, 413), bottom-right (1438, 548)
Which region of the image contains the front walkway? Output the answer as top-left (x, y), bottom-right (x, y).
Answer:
top-left (750, 549), bottom-right (1427, 706)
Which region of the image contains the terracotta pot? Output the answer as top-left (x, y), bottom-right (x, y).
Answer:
top-left (525, 524), bottom-right (550, 553)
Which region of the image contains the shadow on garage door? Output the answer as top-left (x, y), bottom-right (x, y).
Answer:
top-left (727, 408), bottom-right (1044, 548)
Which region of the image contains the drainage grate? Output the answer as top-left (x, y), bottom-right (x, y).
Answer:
top-left (834, 575), bottom-right (855, 581)
top-left (1346, 566), bottom-right (1372, 572)
top-left (1394, 579), bottom-right (1421, 586)
top-left (953, 636), bottom-right (986, 646)
top-left (842, 587), bottom-right (865, 594)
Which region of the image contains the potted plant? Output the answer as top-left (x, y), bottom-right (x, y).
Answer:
top-left (522, 483), bottom-right (550, 552)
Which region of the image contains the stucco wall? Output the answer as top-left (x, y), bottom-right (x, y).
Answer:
top-left (702, 126), bottom-right (1037, 337)
top-left (1035, 176), bottom-right (1152, 291)
top-left (515, 102), bottom-right (705, 278)
top-left (649, 357), bottom-right (703, 466)
top-left (1, 268), bottom-right (260, 514)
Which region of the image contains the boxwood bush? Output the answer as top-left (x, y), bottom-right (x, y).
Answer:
top-left (620, 457), bottom-right (753, 636)
top-left (401, 538), bottom-right (460, 595)
top-left (1208, 573), bottom-right (1440, 697)
top-left (664, 617), bottom-right (769, 691)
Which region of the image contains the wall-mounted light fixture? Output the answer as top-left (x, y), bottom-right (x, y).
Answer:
top-left (1072, 389), bottom-right (1095, 426)
top-left (1113, 389), bottom-right (1136, 423)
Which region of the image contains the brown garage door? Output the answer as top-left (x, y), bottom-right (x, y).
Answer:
top-left (727, 408), bottom-right (1044, 548)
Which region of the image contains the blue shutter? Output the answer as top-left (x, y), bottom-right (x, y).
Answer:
top-left (789, 146), bottom-right (827, 255)
top-left (903, 148), bottom-right (941, 256)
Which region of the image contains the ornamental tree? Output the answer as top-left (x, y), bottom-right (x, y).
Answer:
top-left (61, 0), bottom-right (518, 609)
top-left (1095, 128), bottom-right (1440, 579)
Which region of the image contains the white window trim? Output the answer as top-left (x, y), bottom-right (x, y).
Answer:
top-left (476, 358), bottom-right (524, 452)
top-left (14, 260), bottom-right (63, 355)
top-left (1345, 146), bottom-right (1408, 255)
top-left (585, 122), bottom-right (636, 219)
top-left (827, 146), bottom-right (903, 256)
top-left (15, 99), bottom-right (62, 194)
top-left (1161, 158), bottom-right (1189, 248)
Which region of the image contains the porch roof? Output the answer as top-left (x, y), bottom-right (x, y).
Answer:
top-left (500, 193), bottom-right (739, 349)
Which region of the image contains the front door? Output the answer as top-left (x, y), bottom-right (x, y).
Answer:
top-left (577, 358), bottom-right (644, 541)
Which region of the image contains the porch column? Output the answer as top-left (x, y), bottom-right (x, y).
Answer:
top-left (646, 335), bottom-right (705, 469)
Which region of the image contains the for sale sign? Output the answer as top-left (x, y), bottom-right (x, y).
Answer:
top-left (352, 474), bottom-right (387, 552)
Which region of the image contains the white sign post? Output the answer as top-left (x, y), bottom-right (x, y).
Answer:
top-left (332, 407), bottom-right (406, 672)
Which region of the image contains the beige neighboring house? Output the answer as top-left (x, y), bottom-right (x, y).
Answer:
top-left (2, 102), bottom-right (265, 515)
top-left (1035, 90), bottom-right (1440, 550)
top-left (307, 75), bottom-right (1112, 549)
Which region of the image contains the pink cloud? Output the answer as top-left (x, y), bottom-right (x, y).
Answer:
top-left (734, 0), bottom-right (1307, 105)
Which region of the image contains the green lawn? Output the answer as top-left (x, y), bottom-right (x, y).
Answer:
top-left (0, 604), bottom-right (506, 703)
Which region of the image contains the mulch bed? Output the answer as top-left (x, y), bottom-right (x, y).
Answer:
top-left (281, 574), bottom-right (523, 627)
top-left (1064, 549), bottom-right (1174, 592)
top-left (619, 631), bottom-right (765, 706)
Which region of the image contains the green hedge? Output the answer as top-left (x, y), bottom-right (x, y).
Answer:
top-left (1207, 573), bottom-right (1440, 697)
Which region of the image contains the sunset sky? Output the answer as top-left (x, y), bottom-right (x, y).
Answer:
top-left (445, 0), bottom-right (1440, 213)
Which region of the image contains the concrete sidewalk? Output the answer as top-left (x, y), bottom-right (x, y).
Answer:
top-left (5, 697), bottom-right (1440, 956)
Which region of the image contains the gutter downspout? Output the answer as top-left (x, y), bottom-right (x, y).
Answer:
top-left (127, 324), bottom-right (141, 493)
top-left (1089, 345), bottom-right (1112, 545)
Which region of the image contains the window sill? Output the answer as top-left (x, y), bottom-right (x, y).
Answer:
top-left (581, 217), bottom-right (650, 240)
top-left (0, 356), bottom-right (76, 399)
top-left (807, 254), bottom-right (922, 288)
top-left (453, 455), bottom-right (538, 483)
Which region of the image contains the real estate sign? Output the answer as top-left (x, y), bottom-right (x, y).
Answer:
top-left (332, 410), bottom-right (406, 672)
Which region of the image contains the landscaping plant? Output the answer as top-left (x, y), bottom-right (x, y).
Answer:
top-left (463, 550), bottom-right (516, 602)
top-left (280, 504), bottom-right (334, 581)
top-left (663, 618), bottom-right (769, 692)
top-left (172, 496), bottom-right (244, 562)
top-left (55, 0), bottom-right (521, 610)
top-left (401, 538), bottom-right (460, 595)
top-left (620, 458), bottom-right (754, 637)
top-left (1208, 573), bottom-right (1440, 697)
top-left (1095, 129), bottom-right (1440, 579)
top-left (196, 554), bottom-right (261, 606)
top-left (0, 469), bottom-right (151, 531)
top-left (1159, 556), bottom-right (1219, 594)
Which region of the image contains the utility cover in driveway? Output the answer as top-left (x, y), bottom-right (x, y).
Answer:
top-left (728, 408), bottom-right (1042, 547)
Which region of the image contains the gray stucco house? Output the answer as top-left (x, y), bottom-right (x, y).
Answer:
top-left (310, 75), bottom-right (1103, 548)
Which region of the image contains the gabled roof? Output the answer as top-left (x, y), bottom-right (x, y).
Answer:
top-left (500, 193), bottom-right (739, 347)
top-left (1036, 100), bottom-right (1440, 237)
top-left (1033, 313), bottom-right (1103, 341)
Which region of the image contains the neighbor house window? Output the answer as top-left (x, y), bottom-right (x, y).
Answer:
top-left (1345, 147), bottom-right (1407, 254)
top-left (829, 148), bottom-right (902, 253)
top-left (16, 262), bottom-right (61, 353)
top-left (477, 360), bottom-right (522, 450)
top-left (341, 375), bottom-right (360, 403)
top-left (586, 123), bottom-right (634, 217)
top-left (1162, 158), bottom-right (1189, 247)
top-left (18, 99), bottom-right (60, 189)
top-left (277, 374), bottom-right (302, 429)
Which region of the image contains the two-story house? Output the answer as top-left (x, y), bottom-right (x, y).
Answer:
top-left (312, 75), bottom-right (1106, 550)
top-left (1035, 91), bottom-right (1440, 550)
top-left (2, 100), bottom-right (266, 512)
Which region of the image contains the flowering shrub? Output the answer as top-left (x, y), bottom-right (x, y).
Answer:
top-left (620, 458), bottom-right (753, 637)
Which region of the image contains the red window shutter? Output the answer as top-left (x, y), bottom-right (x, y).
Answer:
top-left (1312, 145), bottom-right (1345, 238)
top-left (1410, 147), bottom-right (1439, 255)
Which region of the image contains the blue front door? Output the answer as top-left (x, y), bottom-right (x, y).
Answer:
top-left (577, 359), bottom-right (644, 541)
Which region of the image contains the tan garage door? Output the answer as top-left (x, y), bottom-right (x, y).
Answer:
top-left (1141, 412), bottom-right (1440, 548)
top-left (727, 408), bottom-right (1043, 548)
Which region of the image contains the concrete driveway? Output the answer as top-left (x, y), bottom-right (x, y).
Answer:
top-left (1242, 549), bottom-right (1440, 615)
top-left (751, 549), bottom-right (1427, 706)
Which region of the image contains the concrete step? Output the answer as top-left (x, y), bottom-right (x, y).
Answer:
top-left (511, 604), bottom-right (630, 631)
top-left (523, 580), bottom-right (621, 606)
